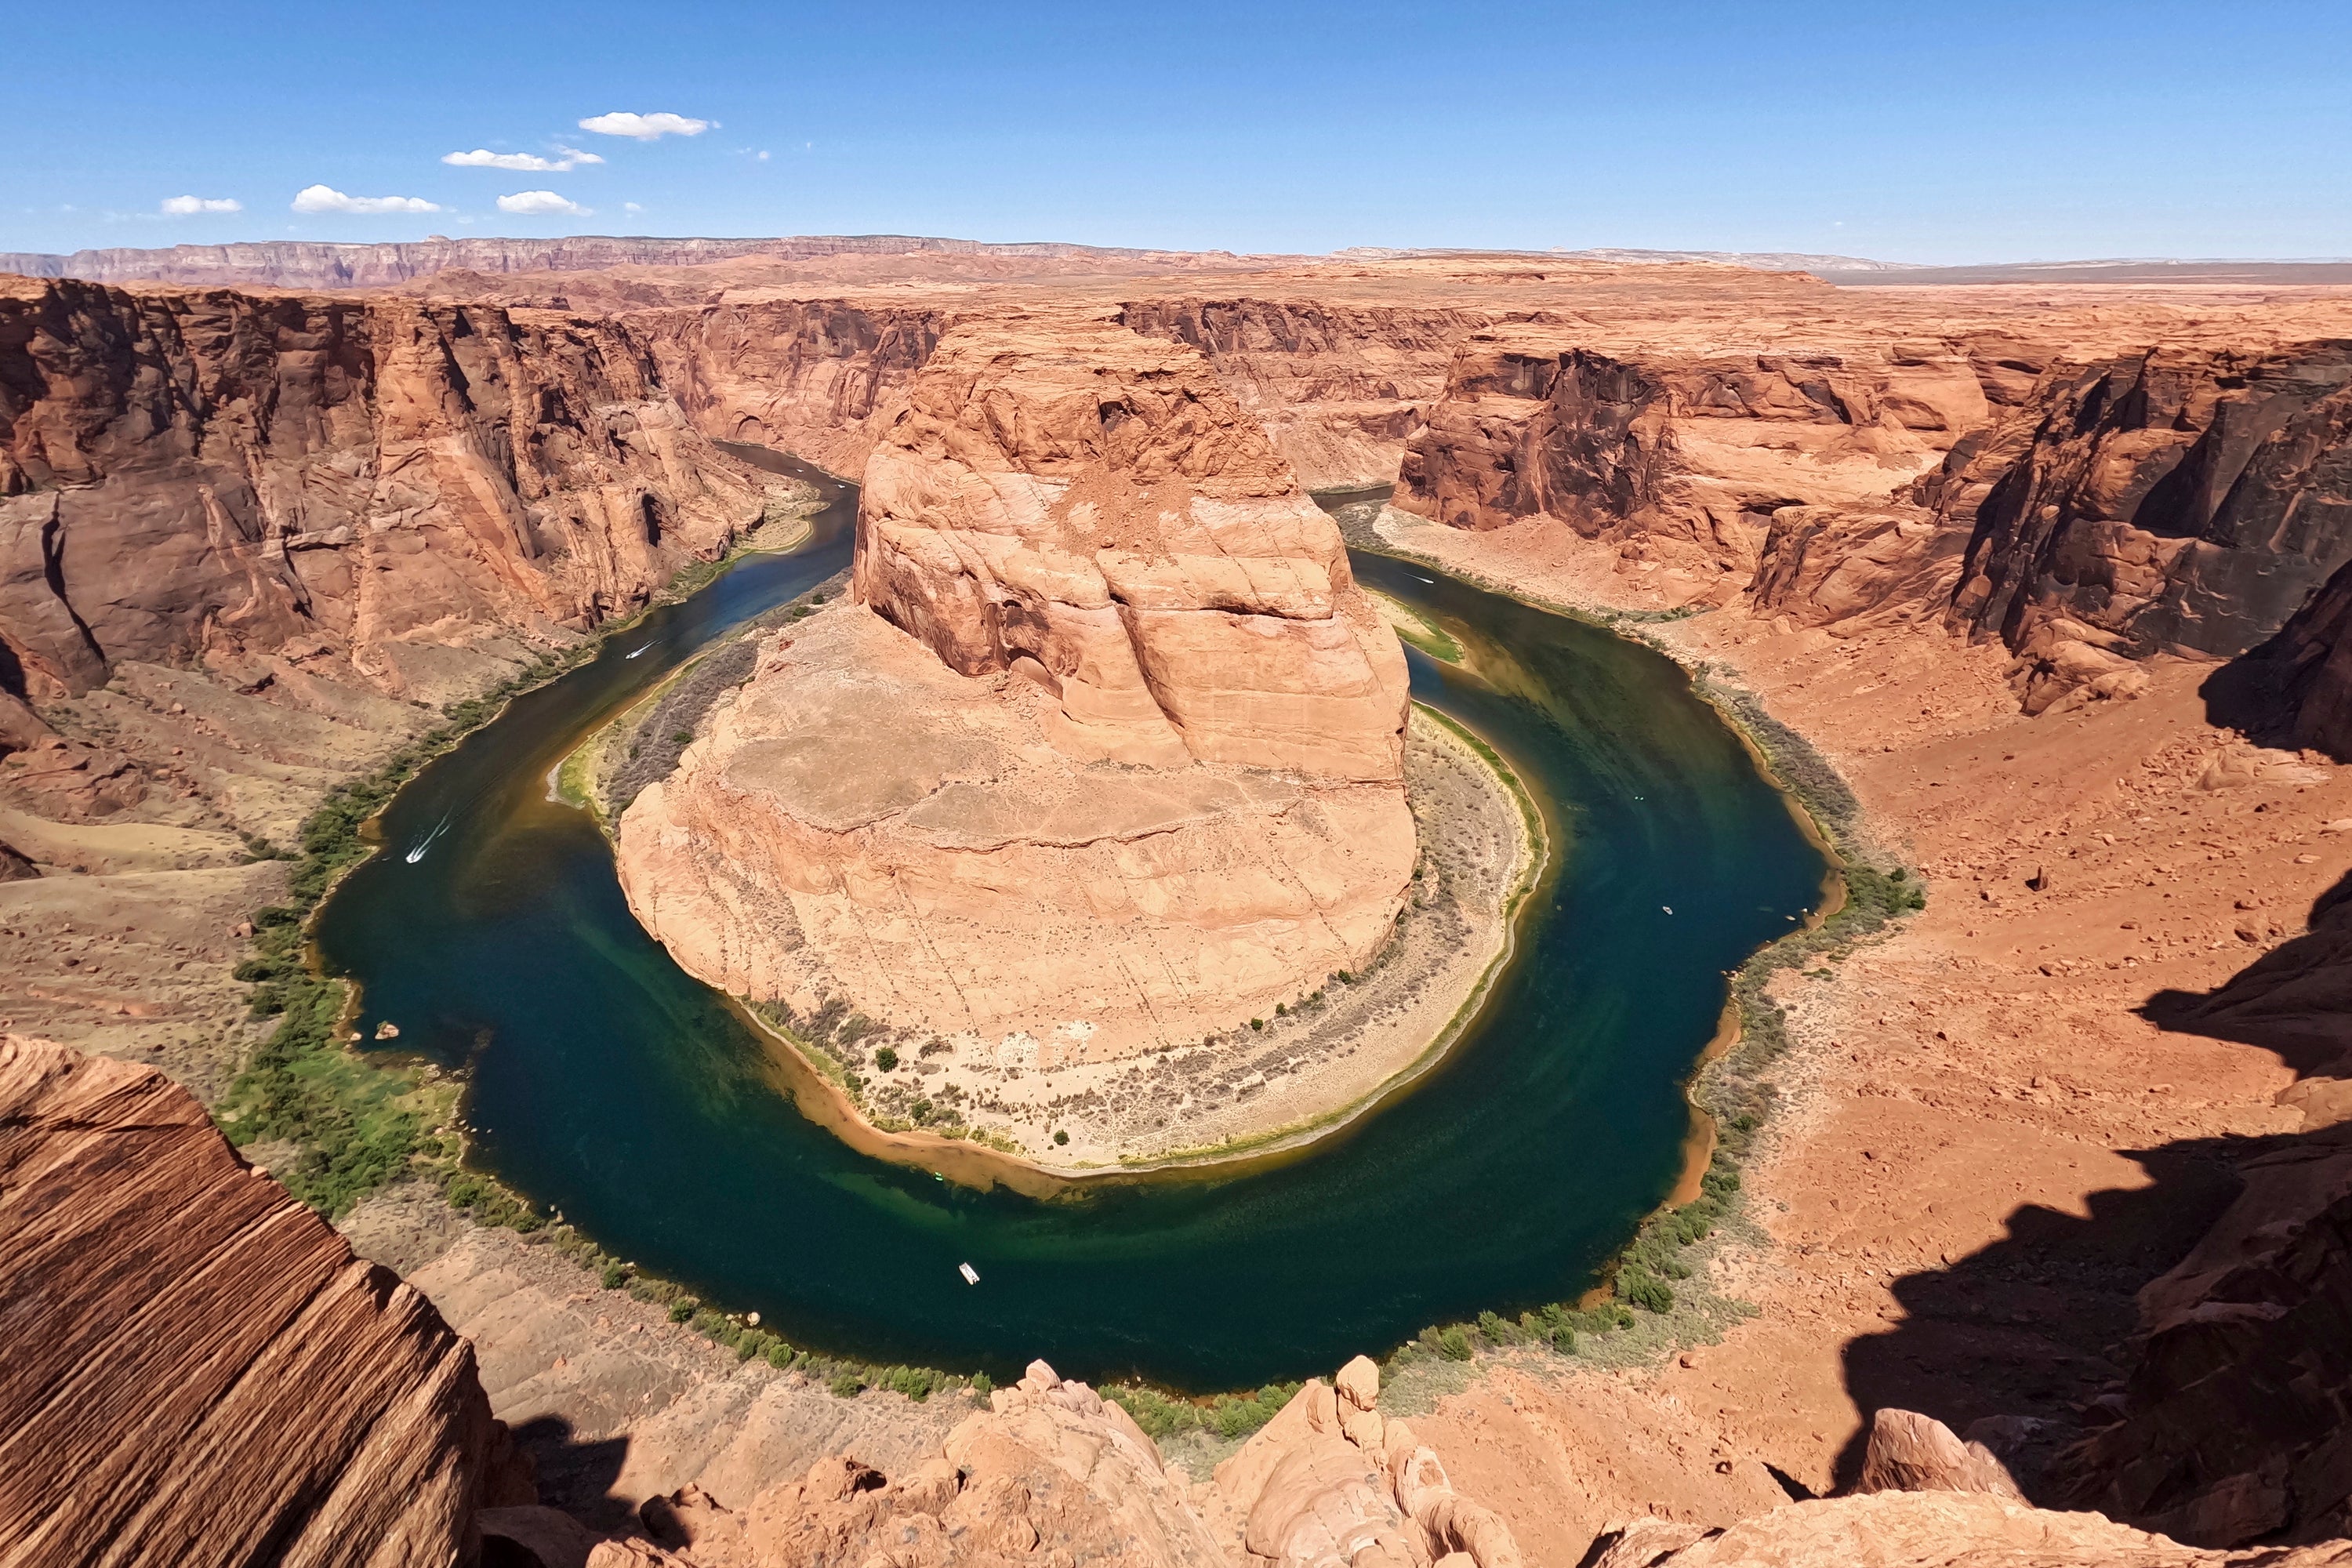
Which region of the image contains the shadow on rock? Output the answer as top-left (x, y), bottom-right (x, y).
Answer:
top-left (1829, 1137), bottom-right (2256, 1497)
top-left (2141, 866), bottom-right (2352, 1087)
top-left (510, 1414), bottom-right (633, 1530)
top-left (1828, 911), bottom-right (2352, 1546)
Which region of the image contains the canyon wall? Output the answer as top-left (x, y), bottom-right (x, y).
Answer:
top-left (637, 299), bottom-right (948, 478)
top-left (1391, 323), bottom-right (2352, 717)
top-left (615, 312), bottom-right (1413, 1096)
top-left (1751, 340), bottom-right (2352, 713)
top-left (0, 275), bottom-right (779, 708)
top-left (1392, 329), bottom-right (1991, 586)
top-left (1120, 297), bottom-right (1480, 490)
top-left (0, 1035), bottom-right (524, 1566)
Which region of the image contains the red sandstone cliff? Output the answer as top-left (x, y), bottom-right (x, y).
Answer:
top-left (0, 276), bottom-right (781, 706)
top-left (1392, 328), bottom-right (1990, 586)
top-left (0, 1035), bottom-right (524, 1566)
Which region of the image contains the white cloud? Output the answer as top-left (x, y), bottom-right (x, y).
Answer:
top-left (623, 201), bottom-right (644, 213)
top-left (292, 185), bottom-right (442, 215)
top-left (160, 195), bottom-right (241, 215)
top-left (498, 190), bottom-right (593, 216)
top-left (577, 111), bottom-right (710, 140)
top-left (442, 147), bottom-right (605, 172)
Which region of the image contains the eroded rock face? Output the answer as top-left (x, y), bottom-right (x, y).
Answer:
top-left (618, 315), bottom-right (1411, 1083)
top-left (0, 276), bottom-right (778, 706)
top-left (0, 1035), bottom-right (519, 1566)
top-left (1212, 1359), bottom-right (1524, 1568)
top-left (1392, 332), bottom-right (1985, 582)
top-left (1120, 297), bottom-right (1478, 491)
top-left (639, 299), bottom-right (947, 480)
top-left (1744, 341), bottom-right (2352, 712)
top-left (586, 1358), bottom-right (1526, 1568)
top-left (1945, 345), bottom-right (2352, 665)
top-left (855, 314), bottom-right (1409, 780)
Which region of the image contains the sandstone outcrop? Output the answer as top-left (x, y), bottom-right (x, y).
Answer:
top-left (1855, 1409), bottom-right (2026, 1500)
top-left (0, 1035), bottom-right (522, 1566)
top-left (1212, 1356), bottom-right (1524, 1568)
top-left (640, 299), bottom-right (946, 478)
top-left (2249, 550), bottom-right (2352, 761)
top-left (591, 1362), bottom-right (1228, 1568)
top-left (1588, 1491), bottom-right (2352, 1568)
top-left (616, 314), bottom-right (1412, 1091)
top-left (1120, 298), bottom-right (1478, 491)
top-left (0, 275), bottom-right (785, 706)
top-left (1944, 344), bottom-right (2352, 670)
top-left (1736, 341), bottom-right (2352, 711)
top-left (1392, 331), bottom-right (1987, 585)
top-left (569, 1358), bottom-right (1523, 1568)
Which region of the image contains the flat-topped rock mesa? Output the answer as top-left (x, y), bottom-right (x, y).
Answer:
top-left (616, 314), bottom-right (1413, 1082)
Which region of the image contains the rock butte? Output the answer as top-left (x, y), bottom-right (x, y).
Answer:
top-left (13, 239), bottom-right (2352, 1565)
top-left (615, 313), bottom-right (1416, 1083)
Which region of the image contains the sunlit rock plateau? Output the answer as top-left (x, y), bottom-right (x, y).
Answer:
top-left (615, 314), bottom-right (1455, 1158)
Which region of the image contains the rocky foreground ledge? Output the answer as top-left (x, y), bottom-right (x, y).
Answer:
top-left (16, 1028), bottom-right (2352, 1568)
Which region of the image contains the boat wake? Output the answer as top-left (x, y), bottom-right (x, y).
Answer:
top-left (404, 815), bottom-right (455, 865)
top-left (626, 641), bottom-right (655, 659)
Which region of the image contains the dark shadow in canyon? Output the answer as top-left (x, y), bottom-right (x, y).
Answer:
top-left (2198, 649), bottom-right (2299, 752)
top-left (1828, 898), bottom-right (2352, 1498)
top-left (509, 1414), bottom-right (633, 1530)
top-left (2141, 864), bottom-right (2352, 1080)
top-left (1826, 1134), bottom-right (2254, 1497)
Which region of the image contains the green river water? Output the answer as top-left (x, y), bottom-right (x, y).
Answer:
top-left (314, 459), bottom-right (1828, 1390)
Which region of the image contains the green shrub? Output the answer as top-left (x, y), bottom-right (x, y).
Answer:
top-left (669, 1300), bottom-right (695, 1323)
top-left (830, 1369), bottom-right (866, 1398)
top-left (1053, 1130), bottom-right (1069, 1145)
top-left (601, 1262), bottom-right (628, 1290)
top-left (880, 1365), bottom-right (938, 1402)
top-left (1438, 1326), bottom-right (1473, 1362)
top-left (1476, 1310), bottom-right (1519, 1346)
top-left (873, 1046), bottom-right (899, 1072)
top-left (1619, 1266), bottom-right (1675, 1314)
top-left (765, 1341), bottom-right (798, 1370)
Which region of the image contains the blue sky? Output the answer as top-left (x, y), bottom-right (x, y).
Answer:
top-left (9, 0), bottom-right (2348, 263)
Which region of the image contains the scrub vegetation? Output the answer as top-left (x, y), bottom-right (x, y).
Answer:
top-left (213, 641), bottom-right (601, 1215)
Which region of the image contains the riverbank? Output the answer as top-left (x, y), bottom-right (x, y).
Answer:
top-left (1325, 503), bottom-right (2352, 1559)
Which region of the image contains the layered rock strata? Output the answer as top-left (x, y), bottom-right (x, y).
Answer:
top-left (1746, 341), bottom-right (2352, 710)
top-left (0, 1035), bottom-right (521, 1566)
top-left (0, 275), bottom-right (785, 707)
top-left (0, 234), bottom-right (1246, 290)
top-left (1392, 331), bottom-right (1990, 583)
top-left (617, 316), bottom-right (1413, 1097)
